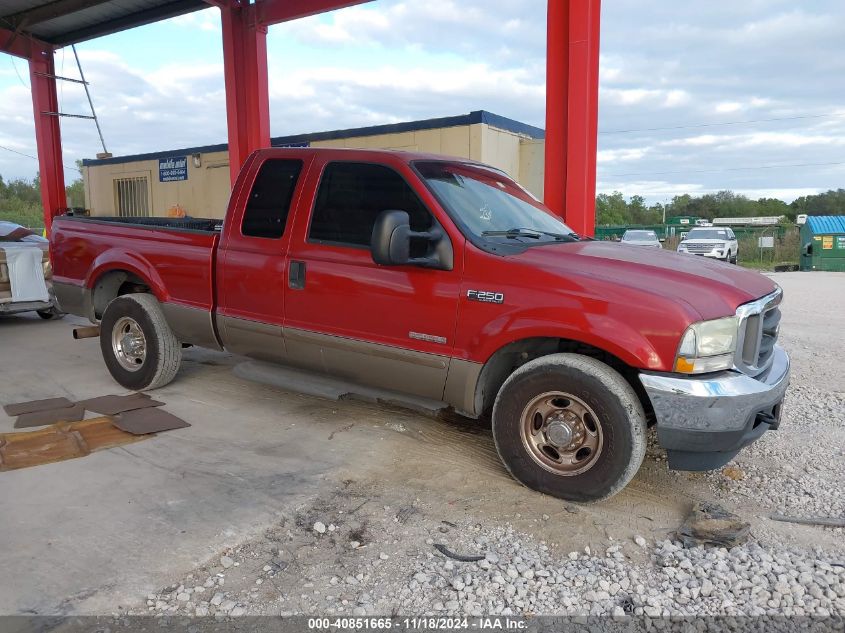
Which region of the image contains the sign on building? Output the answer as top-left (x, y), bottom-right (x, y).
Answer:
top-left (159, 156), bottom-right (188, 182)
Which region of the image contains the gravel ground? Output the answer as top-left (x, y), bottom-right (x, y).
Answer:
top-left (138, 489), bottom-right (844, 619)
top-left (131, 273), bottom-right (845, 619)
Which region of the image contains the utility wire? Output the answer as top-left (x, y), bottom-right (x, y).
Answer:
top-left (9, 56), bottom-right (28, 88)
top-left (607, 160), bottom-right (845, 178)
top-left (0, 144), bottom-right (82, 173)
top-left (599, 113), bottom-right (840, 135)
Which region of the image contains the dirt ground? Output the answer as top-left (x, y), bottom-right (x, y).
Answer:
top-left (0, 271), bottom-right (842, 616)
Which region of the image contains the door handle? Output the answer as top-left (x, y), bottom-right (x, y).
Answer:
top-left (289, 260), bottom-right (306, 290)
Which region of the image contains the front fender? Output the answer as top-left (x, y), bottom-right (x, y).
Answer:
top-left (472, 309), bottom-right (667, 371)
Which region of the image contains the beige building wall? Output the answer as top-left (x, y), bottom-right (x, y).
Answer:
top-left (84, 149), bottom-right (231, 219)
top-left (84, 122), bottom-right (546, 218)
top-left (518, 139), bottom-right (545, 200)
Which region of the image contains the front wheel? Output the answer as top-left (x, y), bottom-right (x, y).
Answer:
top-left (492, 353), bottom-right (646, 503)
top-left (99, 293), bottom-right (182, 390)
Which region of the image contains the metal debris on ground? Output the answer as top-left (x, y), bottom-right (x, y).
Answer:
top-left (432, 543), bottom-right (486, 562)
top-left (677, 501), bottom-right (750, 548)
top-left (769, 514), bottom-right (845, 528)
top-left (0, 418), bottom-right (149, 471)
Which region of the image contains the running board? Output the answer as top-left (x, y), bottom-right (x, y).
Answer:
top-left (233, 360), bottom-right (448, 417)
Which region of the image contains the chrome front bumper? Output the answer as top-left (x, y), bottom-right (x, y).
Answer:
top-left (639, 345), bottom-right (790, 470)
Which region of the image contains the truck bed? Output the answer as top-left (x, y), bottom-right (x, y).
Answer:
top-left (50, 215), bottom-right (220, 324)
top-left (64, 215), bottom-right (223, 233)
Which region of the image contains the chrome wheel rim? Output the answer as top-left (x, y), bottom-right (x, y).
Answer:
top-left (519, 391), bottom-right (603, 476)
top-left (112, 316), bottom-right (146, 372)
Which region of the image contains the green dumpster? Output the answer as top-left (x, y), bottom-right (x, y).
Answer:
top-left (800, 216), bottom-right (845, 272)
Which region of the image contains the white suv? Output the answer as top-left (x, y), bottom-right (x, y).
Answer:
top-left (677, 227), bottom-right (738, 263)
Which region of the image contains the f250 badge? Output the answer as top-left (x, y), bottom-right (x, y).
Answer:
top-left (467, 289), bottom-right (505, 304)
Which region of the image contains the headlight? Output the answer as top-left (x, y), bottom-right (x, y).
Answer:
top-left (674, 316), bottom-right (738, 374)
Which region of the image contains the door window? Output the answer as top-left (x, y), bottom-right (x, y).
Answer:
top-left (241, 159), bottom-right (303, 239)
top-left (308, 162), bottom-right (432, 247)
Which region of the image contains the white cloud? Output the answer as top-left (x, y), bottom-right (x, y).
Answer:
top-left (2, 0), bottom-right (845, 207)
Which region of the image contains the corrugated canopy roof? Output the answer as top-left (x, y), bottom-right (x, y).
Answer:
top-left (0, 0), bottom-right (207, 46)
top-left (806, 216), bottom-right (845, 234)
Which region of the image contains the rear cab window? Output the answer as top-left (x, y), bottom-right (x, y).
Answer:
top-left (241, 159), bottom-right (303, 239)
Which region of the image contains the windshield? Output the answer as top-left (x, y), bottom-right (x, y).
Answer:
top-left (623, 231), bottom-right (656, 241)
top-left (414, 161), bottom-right (576, 242)
top-left (687, 229), bottom-right (729, 240)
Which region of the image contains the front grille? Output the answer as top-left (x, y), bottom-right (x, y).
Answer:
top-left (683, 242), bottom-right (714, 254)
top-left (735, 290), bottom-right (782, 376)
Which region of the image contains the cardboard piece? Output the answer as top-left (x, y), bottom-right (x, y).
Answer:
top-left (112, 408), bottom-right (191, 435)
top-left (77, 393), bottom-right (163, 416)
top-left (4, 397), bottom-right (74, 417)
top-left (15, 404), bottom-right (86, 429)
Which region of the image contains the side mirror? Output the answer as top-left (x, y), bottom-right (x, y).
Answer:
top-left (371, 210), bottom-right (453, 270)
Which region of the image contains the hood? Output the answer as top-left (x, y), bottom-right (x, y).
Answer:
top-left (517, 240), bottom-right (776, 320)
top-left (681, 239), bottom-right (729, 245)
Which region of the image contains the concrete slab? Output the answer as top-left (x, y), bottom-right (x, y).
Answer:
top-left (0, 314), bottom-right (390, 614)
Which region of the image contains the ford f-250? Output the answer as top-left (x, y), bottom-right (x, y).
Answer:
top-left (51, 148), bottom-right (789, 502)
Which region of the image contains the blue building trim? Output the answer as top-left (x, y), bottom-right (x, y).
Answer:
top-left (82, 110), bottom-right (545, 167)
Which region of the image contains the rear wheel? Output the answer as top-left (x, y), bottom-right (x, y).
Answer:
top-left (99, 293), bottom-right (181, 390)
top-left (492, 353), bottom-right (646, 503)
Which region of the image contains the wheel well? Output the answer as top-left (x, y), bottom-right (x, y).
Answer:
top-left (474, 337), bottom-right (656, 426)
top-left (92, 270), bottom-right (152, 320)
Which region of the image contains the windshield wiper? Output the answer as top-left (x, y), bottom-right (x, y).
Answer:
top-left (482, 228), bottom-right (578, 242)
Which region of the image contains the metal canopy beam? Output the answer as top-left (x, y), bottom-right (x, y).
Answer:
top-left (252, 0), bottom-right (372, 27)
top-left (217, 0), bottom-right (371, 183)
top-left (29, 49), bottom-right (68, 232)
top-left (2, 0), bottom-right (114, 30)
top-left (0, 26), bottom-right (51, 59)
top-left (220, 3), bottom-right (270, 185)
top-left (544, 0), bottom-right (600, 237)
top-left (47, 0), bottom-right (207, 45)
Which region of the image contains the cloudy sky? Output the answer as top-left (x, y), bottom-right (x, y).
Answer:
top-left (1, 0), bottom-right (844, 203)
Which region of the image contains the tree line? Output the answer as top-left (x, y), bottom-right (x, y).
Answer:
top-left (0, 169), bottom-right (84, 228)
top-left (2, 169), bottom-right (843, 229)
top-left (596, 188), bottom-right (845, 226)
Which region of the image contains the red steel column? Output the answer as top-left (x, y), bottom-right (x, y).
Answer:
top-left (221, 3), bottom-right (271, 185)
top-left (29, 46), bottom-right (67, 234)
top-left (544, 0), bottom-right (601, 237)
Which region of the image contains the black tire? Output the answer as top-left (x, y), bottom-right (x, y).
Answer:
top-left (36, 308), bottom-right (64, 320)
top-left (99, 293), bottom-right (182, 390)
top-left (730, 253), bottom-right (738, 264)
top-left (492, 353), bottom-right (646, 503)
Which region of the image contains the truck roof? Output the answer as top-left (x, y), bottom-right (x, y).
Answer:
top-left (251, 146), bottom-right (485, 166)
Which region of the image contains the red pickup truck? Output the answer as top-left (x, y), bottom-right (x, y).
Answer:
top-left (51, 148), bottom-right (789, 502)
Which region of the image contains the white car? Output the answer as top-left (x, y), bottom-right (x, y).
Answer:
top-left (677, 227), bottom-right (738, 263)
top-left (621, 229), bottom-right (662, 248)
